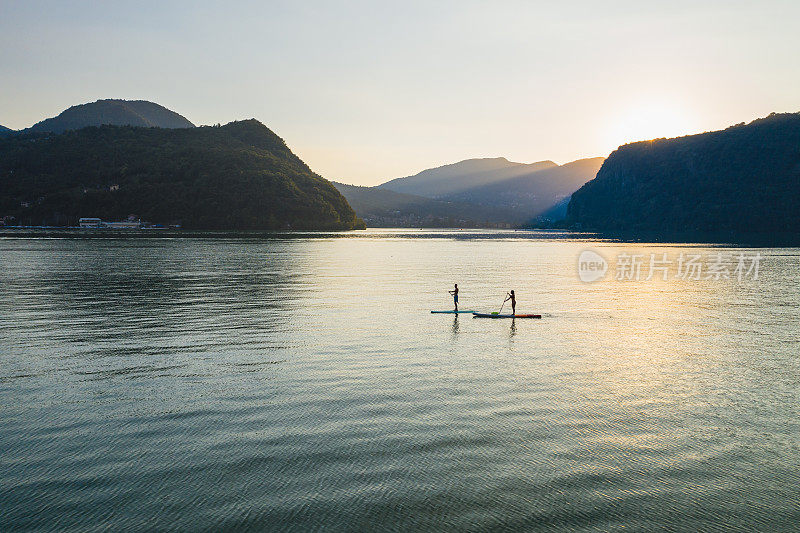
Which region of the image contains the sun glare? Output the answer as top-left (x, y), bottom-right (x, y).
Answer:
top-left (605, 102), bottom-right (698, 152)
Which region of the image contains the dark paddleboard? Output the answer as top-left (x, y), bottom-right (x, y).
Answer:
top-left (472, 312), bottom-right (541, 319)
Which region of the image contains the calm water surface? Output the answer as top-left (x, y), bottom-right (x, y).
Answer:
top-left (1, 230), bottom-right (799, 531)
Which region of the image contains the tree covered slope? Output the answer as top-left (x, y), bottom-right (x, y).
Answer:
top-left (567, 113), bottom-right (800, 233)
top-left (0, 120), bottom-right (364, 230)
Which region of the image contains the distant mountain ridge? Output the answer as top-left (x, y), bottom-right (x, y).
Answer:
top-left (566, 112), bottom-right (800, 234)
top-left (25, 99), bottom-right (195, 133)
top-left (332, 182), bottom-right (513, 227)
top-left (379, 157), bottom-right (557, 198)
top-left (443, 157), bottom-right (605, 217)
top-left (0, 125), bottom-right (15, 137)
top-left (337, 156), bottom-right (604, 227)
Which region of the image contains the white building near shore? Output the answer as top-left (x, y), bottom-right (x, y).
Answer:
top-left (78, 217), bottom-right (142, 229)
top-left (78, 218), bottom-right (102, 228)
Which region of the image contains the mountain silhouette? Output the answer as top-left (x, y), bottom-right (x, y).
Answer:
top-left (567, 112), bottom-right (800, 234)
top-left (25, 99), bottom-right (195, 133)
top-left (356, 156), bottom-right (603, 225)
top-left (379, 157), bottom-right (557, 198)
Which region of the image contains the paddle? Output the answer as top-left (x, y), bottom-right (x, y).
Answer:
top-left (492, 293), bottom-right (508, 316)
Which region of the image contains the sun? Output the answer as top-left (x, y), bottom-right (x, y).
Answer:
top-left (605, 101), bottom-right (698, 152)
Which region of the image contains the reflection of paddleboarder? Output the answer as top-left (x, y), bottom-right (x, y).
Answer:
top-left (449, 284), bottom-right (459, 312)
top-left (503, 290), bottom-right (516, 315)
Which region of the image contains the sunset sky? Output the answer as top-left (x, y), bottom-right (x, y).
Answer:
top-left (2, 0), bottom-right (799, 185)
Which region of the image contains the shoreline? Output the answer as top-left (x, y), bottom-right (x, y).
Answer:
top-left (0, 226), bottom-right (799, 246)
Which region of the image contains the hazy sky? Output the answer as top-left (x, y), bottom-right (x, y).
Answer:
top-left (2, 1), bottom-right (799, 185)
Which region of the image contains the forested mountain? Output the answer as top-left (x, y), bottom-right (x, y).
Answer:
top-left (25, 99), bottom-right (195, 133)
top-left (332, 182), bottom-right (512, 227)
top-left (443, 157), bottom-right (605, 218)
top-left (0, 125), bottom-right (15, 137)
top-left (566, 112), bottom-right (800, 233)
top-left (379, 157), bottom-right (557, 197)
top-left (0, 120), bottom-right (364, 230)
top-left (360, 156), bottom-right (603, 225)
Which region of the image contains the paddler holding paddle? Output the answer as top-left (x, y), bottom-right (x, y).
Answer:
top-left (449, 284), bottom-right (459, 312)
top-left (503, 290), bottom-right (516, 316)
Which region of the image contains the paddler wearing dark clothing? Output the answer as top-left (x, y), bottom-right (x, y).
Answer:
top-left (504, 290), bottom-right (516, 315)
top-left (449, 284), bottom-right (459, 312)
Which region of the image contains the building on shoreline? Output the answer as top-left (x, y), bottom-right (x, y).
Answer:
top-left (79, 217), bottom-right (142, 229)
top-left (78, 218), bottom-right (103, 228)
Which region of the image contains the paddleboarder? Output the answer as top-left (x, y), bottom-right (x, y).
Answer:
top-left (449, 284), bottom-right (459, 312)
top-left (503, 290), bottom-right (516, 316)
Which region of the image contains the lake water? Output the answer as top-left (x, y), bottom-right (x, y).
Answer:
top-left (1, 229), bottom-right (799, 531)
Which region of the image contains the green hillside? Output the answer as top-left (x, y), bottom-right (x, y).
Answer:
top-left (567, 112), bottom-right (800, 234)
top-left (0, 120), bottom-right (364, 230)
